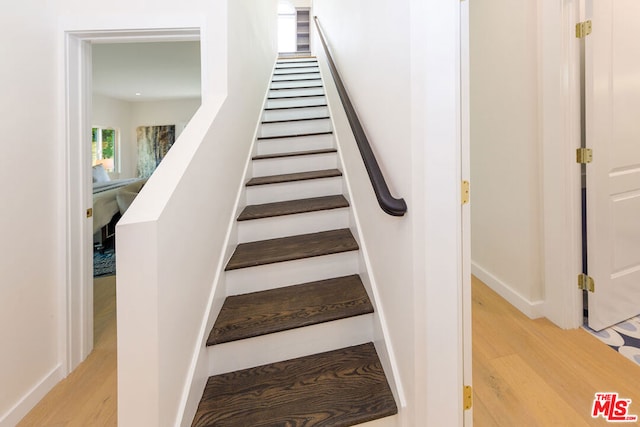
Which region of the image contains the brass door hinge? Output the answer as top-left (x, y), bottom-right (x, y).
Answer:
top-left (578, 273), bottom-right (595, 293)
top-left (461, 180), bottom-right (470, 205)
top-left (576, 148), bottom-right (593, 164)
top-left (464, 385), bottom-right (473, 410)
top-left (86, 208), bottom-right (93, 218)
top-left (576, 20), bottom-right (592, 38)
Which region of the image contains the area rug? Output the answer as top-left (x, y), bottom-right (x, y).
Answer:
top-left (584, 317), bottom-right (640, 366)
top-left (94, 249), bottom-right (116, 277)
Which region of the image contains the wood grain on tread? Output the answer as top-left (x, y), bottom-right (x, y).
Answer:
top-left (191, 343), bottom-right (398, 427)
top-left (275, 64), bottom-right (318, 67)
top-left (238, 195), bottom-right (348, 221)
top-left (246, 169), bottom-right (341, 187)
top-left (267, 94), bottom-right (325, 100)
top-left (224, 228), bottom-right (358, 270)
top-left (273, 72), bottom-right (321, 77)
top-left (264, 104), bottom-right (328, 111)
top-left (207, 275), bottom-right (373, 345)
top-left (270, 78), bottom-right (322, 84)
top-left (277, 60), bottom-right (317, 63)
top-left (257, 131), bottom-right (332, 141)
top-left (252, 148), bottom-right (337, 161)
top-left (261, 116), bottom-right (330, 124)
top-left (269, 86), bottom-right (324, 91)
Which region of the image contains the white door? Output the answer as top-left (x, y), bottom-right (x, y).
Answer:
top-left (586, 0), bottom-right (640, 331)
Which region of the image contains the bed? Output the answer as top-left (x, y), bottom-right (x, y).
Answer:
top-left (92, 164), bottom-right (146, 236)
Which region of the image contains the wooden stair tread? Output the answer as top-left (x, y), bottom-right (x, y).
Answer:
top-left (267, 94), bottom-right (325, 100)
top-left (269, 86), bottom-right (324, 91)
top-left (246, 169), bottom-right (341, 187)
top-left (207, 275), bottom-right (373, 345)
top-left (264, 103), bottom-right (327, 110)
top-left (252, 148), bottom-right (337, 161)
top-left (261, 116), bottom-right (330, 123)
top-left (191, 343), bottom-right (398, 427)
top-left (275, 63), bottom-right (318, 66)
top-left (225, 228), bottom-right (358, 271)
top-left (257, 131), bottom-right (332, 141)
top-left (270, 78), bottom-right (322, 83)
top-left (238, 195), bottom-right (348, 221)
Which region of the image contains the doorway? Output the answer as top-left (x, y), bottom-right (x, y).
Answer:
top-left (64, 28), bottom-right (201, 373)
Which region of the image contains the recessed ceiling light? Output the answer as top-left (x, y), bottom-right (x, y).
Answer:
top-left (135, 92), bottom-right (142, 96)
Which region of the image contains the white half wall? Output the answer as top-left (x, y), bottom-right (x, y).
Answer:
top-left (470, 0), bottom-right (545, 310)
top-left (116, 0), bottom-right (278, 425)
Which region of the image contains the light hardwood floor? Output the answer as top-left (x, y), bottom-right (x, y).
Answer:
top-left (473, 276), bottom-right (640, 426)
top-left (16, 275), bottom-right (640, 426)
top-left (17, 276), bottom-right (117, 427)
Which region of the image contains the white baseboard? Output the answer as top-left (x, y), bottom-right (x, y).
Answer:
top-left (471, 262), bottom-right (544, 319)
top-left (0, 364), bottom-right (64, 427)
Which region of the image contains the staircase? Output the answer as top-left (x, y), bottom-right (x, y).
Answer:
top-left (191, 57), bottom-right (397, 427)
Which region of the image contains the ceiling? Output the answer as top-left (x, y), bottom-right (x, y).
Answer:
top-left (92, 41), bottom-right (201, 102)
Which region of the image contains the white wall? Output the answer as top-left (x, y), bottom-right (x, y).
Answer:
top-left (314, 0), bottom-right (465, 425)
top-left (0, 0), bottom-right (273, 425)
top-left (470, 0), bottom-right (545, 316)
top-left (0, 3), bottom-right (64, 426)
top-left (93, 95), bottom-right (200, 179)
top-left (313, 0), bottom-right (414, 417)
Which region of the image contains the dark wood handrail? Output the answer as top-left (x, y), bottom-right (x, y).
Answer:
top-left (313, 16), bottom-right (407, 217)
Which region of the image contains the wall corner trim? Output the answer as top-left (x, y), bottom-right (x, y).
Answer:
top-left (471, 262), bottom-right (545, 320)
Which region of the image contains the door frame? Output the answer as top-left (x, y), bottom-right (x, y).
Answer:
top-left (460, 0), bottom-right (472, 424)
top-left (539, 0), bottom-right (584, 330)
top-left (62, 27), bottom-right (201, 374)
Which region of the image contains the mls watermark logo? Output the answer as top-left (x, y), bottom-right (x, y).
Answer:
top-left (592, 392), bottom-right (638, 422)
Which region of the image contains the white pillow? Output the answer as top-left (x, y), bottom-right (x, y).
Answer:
top-left (92, 164), bottom-right (111, 183)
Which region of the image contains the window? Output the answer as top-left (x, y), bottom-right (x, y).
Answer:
top-left (278, 1), bottom-right (297, 52)
top-left (92, 126), bottom-right (118, 172)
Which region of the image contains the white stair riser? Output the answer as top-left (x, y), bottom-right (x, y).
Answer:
top-left (252, 152), bottom-right (337, 176)
top-left (273, 67), bottom-right (320, 75)
top-left (271, 72), bottom-right (322, 83)
top-left (268, 87), bottom-right (325, 99)
top-left (237, 208), bottom-right (349, 243)
top-left (256, 133), bottom-right (334, 155)
top-left (356, 417), bottom-right (398, 427)
top-left (258, 118), bottom-right (332, 138)
top-left (262, 105), bottom-right (329, 122)
top-left (266, 95), bottom-right (326, 109)
top-left (225, 251), bottom-right (359, 295)
top-left (246, 176), bottom-right (342, 205)
top-left (277, 58), bottom-right (317, 63)
top-left (207, 314), bottom-right (374, 376)
top-left (275, 61), bottom-right (318, 68)
top-left (271, 73), bottom-right (322, 83)
top-left (270, 79), bottom-right (322, 90)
